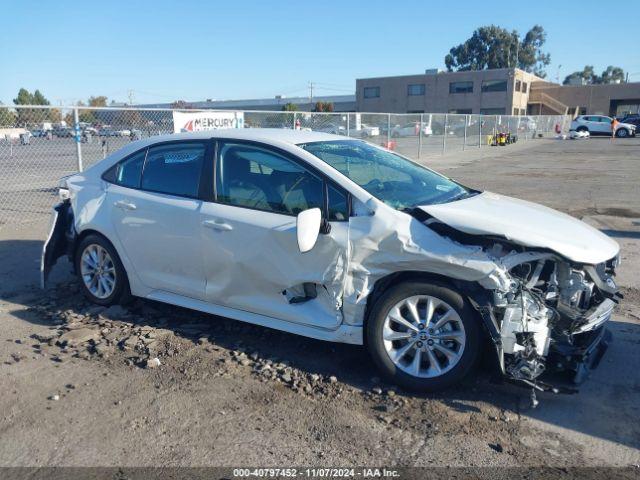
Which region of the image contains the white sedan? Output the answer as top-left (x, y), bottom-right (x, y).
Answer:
top-left (42, 129), bottom-right (620, 391)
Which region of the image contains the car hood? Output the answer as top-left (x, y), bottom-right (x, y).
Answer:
top-left (619, 122), bottom-right (636, 130)
top-left (418, 192), bottom-right (619, 265)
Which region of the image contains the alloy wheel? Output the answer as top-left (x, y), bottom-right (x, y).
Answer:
top-left (80, 244), bottom-right (117, 299)
top-left (382, 295), bottom-right (466, 378)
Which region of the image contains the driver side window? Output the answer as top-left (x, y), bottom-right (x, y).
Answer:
top-left (215, 143), bottom-right (324, 216)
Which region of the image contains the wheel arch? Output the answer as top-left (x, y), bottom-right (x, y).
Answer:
top-left (362, 270), bottom-right (496, 347)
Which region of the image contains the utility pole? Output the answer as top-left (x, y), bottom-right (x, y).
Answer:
top-left (127, 90), bottom-right (135, 106)
top-left (308, 81), bottom-right (314, 111)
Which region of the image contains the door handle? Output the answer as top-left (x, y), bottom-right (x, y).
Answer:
top-left (114, 200), bottom-right (137, 211)
top-left (202, 220), bottom-right (233, 231)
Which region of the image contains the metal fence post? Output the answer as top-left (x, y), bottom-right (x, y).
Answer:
top-left (463, 115), bottom-right (467, 151)
top-left (73, 108), bottom-right (83, 172)
top-left (479, 116), bottom-right (482, 148)
top-left (292, 112), bottom-right (297, 130)
top-left (346, 113), bottom-right (350, 137)
top-left (418, 113), bottom-right (423, 159)
top-left (387, 114), bottom-right (391, 147)
top-left (442, 114), bottom-right (448, 155)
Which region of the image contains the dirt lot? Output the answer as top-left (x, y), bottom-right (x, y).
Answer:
top-left (0, 137), bottom-right (639, 470)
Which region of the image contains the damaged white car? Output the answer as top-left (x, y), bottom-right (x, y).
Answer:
top-left (42, 129), bottom-right (622, 392)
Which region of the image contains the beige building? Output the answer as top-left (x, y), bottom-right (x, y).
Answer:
top-left (529, 81), bottom-right (640, 117)
top-left (356, 68), bottom-right (640, 117)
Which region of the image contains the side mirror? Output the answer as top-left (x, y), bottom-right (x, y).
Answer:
top-left (296, 208), bottom-right (322, 253)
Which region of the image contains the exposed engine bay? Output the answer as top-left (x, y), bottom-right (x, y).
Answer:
top-left (423, 217), bottom-right (622, 390)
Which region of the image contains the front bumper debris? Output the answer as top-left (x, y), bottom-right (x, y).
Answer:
top-left (549, 326), bottom-right (611, 384)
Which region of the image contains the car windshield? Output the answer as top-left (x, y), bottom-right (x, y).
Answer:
top-left (300, 140), bottom-right (472, 210)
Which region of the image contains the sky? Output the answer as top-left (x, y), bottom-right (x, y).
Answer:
top-left (1, 0), bottom-right (638, 106)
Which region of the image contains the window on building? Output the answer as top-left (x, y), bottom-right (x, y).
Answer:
top-left (449, 81), bottom-right (473, 94)
top-left (513, 108), bottom-right (519, 115)
top-left (481, 80), bottom-right (507, 93)
top-left (363, 87), bottom-right (380, 98)
top-left (141, 143), bottom-right (206, 197)
top-left (480, 108), bottom-right (506, 115)
top-left (522, 82), bottom-right (528, 93)
top-left (449, 109), bottom-right (472, 114)
top-left (515, 80), bottom-right (522, 91)
top-left (407, 110), bottom-right (424, 113)
top-left (407, 84), bottom-right (425, 96)
top-left (579, 107), bottom-right (587, 115)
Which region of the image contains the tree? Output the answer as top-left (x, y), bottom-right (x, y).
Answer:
top-left (313, 101), bottom-right (334, 112)
top-left (0, 102), bottom-right (17, 127)
top-left (563, 65), bottom-right (625, 85)
top-left (444, 25), bottom-right (551, 77)
top-left (171, 100), bottom-right (193, 109)
top-left (12, 88), bottom-right (52, 125)
top-left (88, 96), bottom-right (108, 107)
top-left (282, 102), bottom-right (298, 111)
top-left (600, 66), bottom-right (625, 84)
top-left (517, 25), bottom-right (551, 78)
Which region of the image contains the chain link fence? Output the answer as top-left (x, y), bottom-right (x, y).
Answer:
top-left (0, 105), bottom-right (569, 227)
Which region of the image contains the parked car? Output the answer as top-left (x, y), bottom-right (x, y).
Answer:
top-left (619, 114), bottom-right (640, 130)
top-left (391, 123), bottom-right (432, 137)
top-left (53, 127), bottom-right (73, 138)
top-left (42, 129), bottom-right (620, 392)
top-left (116, 129), bottom-right (131, 137)
top-left (314, 122), bottom-right (346, 135)
top-left (30, 128), bottom-right (48, 137)
top-left (98, 128), bottom-right (119, 137)
top-left (570, 115), bottom-right (636, 138)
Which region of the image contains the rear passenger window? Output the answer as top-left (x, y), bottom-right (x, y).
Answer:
top-left (115, 150), bottom-right (146, 188)
top-left (141, 143), bottom-right (205, 197)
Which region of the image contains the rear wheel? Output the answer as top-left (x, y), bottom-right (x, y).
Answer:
top-left (366, 281), bottom-right (481, 391)
top-left (75, 234), bottom-right (130, 306)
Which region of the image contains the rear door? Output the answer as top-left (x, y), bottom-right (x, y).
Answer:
top-left (106, 140), bottom-right (212, 299)
top-left (199, 141), bottom-right (350, 330)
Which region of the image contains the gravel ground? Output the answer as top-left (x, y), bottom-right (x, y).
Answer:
top-left (0, 137), bottom-right (638, 470)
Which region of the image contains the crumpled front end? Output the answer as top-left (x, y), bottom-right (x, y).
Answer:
top-left (478, 245), bottom-right (621, 387)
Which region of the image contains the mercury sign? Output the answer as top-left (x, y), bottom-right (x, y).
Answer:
top-left (172, 111), bottom-right (244, 133)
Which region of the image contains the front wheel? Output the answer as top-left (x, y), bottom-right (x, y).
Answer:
top-left (616, 128), bottom-right (629, 138)
top-left (366, 281), bottom-right (481, 391)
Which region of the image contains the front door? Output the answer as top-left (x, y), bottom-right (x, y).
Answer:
top-left (200, 141), bottom-right (350, 330)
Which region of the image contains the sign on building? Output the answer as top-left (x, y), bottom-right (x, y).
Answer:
top-left (172, 111), bottom-right (244, 133)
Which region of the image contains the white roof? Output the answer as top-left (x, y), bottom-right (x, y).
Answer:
top-left (145, 128), bottom-right (344, 146)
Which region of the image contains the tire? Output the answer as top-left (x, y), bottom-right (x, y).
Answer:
top-left (366, 281), bottom-right (481, 391)
top-left (75, 233), bottom-right (131, 306)
top-left (616, 128), bottom-right (629, 138)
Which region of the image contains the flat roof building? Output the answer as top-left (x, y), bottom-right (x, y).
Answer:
top-left (357, 68), bottom-right (640, 117)
top-left (137, 94), bottom-right (356, 112)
